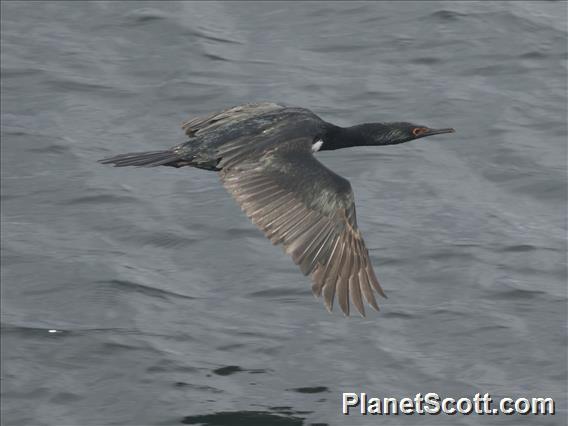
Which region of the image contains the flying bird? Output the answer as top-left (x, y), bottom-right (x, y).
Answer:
top-left (100, 102), bottom-right (454, 316)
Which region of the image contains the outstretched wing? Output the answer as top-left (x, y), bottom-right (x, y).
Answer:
top-left (219, 138), bottom-right (386, 316)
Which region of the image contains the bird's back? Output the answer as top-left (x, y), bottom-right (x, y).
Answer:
top-left (182, 102), bottom-right (286, 138)
top-left (174, 102), bottom-right (326, 170)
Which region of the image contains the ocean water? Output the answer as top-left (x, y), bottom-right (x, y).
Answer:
top-left (1, 1), bottom-right (566, 425)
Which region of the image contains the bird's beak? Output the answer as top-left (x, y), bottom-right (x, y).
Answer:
top-left (424, 127), bottom-right (455, 137)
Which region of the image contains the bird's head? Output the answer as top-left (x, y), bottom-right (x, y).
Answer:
top-left (320, 121), bottom-right (455, 151)
top-left (358, 122), bottom-right (455, 146)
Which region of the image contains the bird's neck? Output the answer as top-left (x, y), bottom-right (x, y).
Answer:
top-left (321, 123), bottom-right (380, 151)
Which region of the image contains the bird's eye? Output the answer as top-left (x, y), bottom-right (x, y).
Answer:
top-left (412, 127), bottom-right (427, 137)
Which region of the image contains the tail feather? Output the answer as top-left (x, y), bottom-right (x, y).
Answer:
top-left (99, 150), bottom-right (180, 167)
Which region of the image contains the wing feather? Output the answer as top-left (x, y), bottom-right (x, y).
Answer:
top-left (349, 259), bottom-right (365, 317)
top-left (336, 240), bottom-right (351, 316)
top-left (219, 136), bottom-right (385, 316)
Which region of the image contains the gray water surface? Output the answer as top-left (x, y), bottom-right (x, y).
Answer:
top-left (1, 2), bottom-right (566, 425)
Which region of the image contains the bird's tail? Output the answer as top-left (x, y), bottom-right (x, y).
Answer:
top-left (98, 150), bottom-right (181, 167)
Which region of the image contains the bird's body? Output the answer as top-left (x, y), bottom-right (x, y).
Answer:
top-left (100, 102), bottom-right (454, 316)
top-left (107, 103), bottom-right (327, 170)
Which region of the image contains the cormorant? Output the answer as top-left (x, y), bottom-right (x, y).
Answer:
top-left (100, 102), bottom-right (454, 316)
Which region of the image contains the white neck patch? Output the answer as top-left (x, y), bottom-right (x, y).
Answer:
top-left (312, 139), bottom-right (324, 152)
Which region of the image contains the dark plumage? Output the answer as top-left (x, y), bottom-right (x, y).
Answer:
top-left (100, 102), bottom-right (454, 316)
